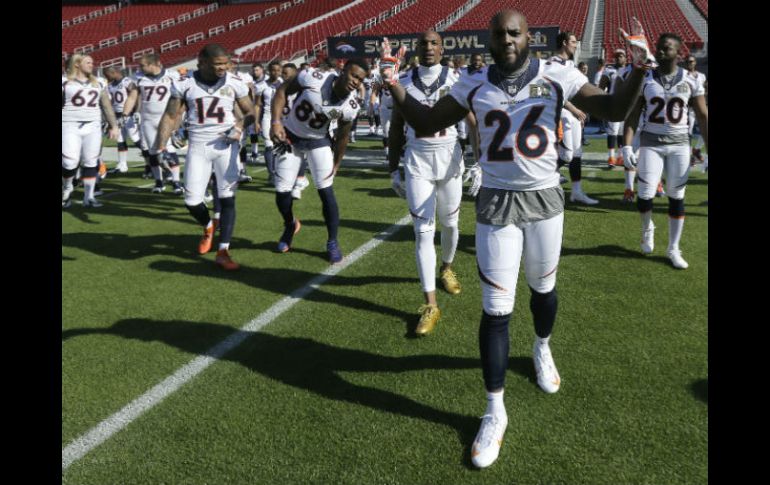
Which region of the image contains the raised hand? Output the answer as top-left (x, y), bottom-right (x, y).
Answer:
top-left (379, 37), bottom-right (407, 86)
top-left (618, 17), bottom-right (658, 70)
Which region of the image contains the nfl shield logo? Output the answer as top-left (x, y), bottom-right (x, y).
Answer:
top-left (507, 84), bottom-right (518, 95)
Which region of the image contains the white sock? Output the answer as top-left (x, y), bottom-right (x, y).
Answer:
top-left (535, 335), bottom-right (551, 347)
top-left (485, 390), bottom-right (505, 416)
top-left (415, 228), bottom-right (437, 293)
top-left (694, 135), bottom-right (704, 150)
top-left (171, 166), bottom-right (180, 183)
top-left (218, 242), bottom-right (229, 251)
top-left (205, 220), bottom-right (213, 229)
top-left (641, 211), bottom-right (653, 231)
top-left (118, 150), bottom-right (128, 169)
top-left (62, 176), bottom-right (74, 192)
top-left (624, 170), bottom-right (635, 190)
top-left (151, 165), bottom-right (162, 182)
top-left (213, 212), bottom-right (221, 220)
top-left (571, 181), bottom-right (582, 194)
top-left (668, 217), bottom-right (684, 251)
top-left (82, 177), bottom-right (96, 201)
top-left (440, 225), bottom-right (459, 264)
top-left (608, 148), bottom-right (616, 159)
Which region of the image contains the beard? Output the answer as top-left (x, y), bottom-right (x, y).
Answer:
top-left (491, 45), bottom-right (530, 74)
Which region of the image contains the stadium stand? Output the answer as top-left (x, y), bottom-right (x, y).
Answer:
top-left (690, 0), bottom-right (707, 19)
top-left (240, 0), bottom-right (406, 62)
top-left (603, 0), bottom-right (703, 61)
top-left (87, 1), bottom-right (345, 67)
top-left (364, 0), bottom-right (470, 36)
top-left (448, 0), bottom-right (590, 40)
top-left (62, 4), bottom-right (118, 29)
top-left (64, 3), bottom-right (211, 54)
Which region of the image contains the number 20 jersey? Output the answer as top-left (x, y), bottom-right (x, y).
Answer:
top-left (450, 59), bottom-right (588, 191)
top-left (638, 67), bottom-right (704, 137)
top-left (171, 71), bottom-right (249, 143)
top-left (283, 68), bottom-right (359, 140)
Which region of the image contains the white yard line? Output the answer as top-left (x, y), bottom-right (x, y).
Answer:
top-left (62, 214), bottom-right (413, 471)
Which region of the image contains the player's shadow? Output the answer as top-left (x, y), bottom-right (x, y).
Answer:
top-left (353, 186), bottom-right (404, 199)
top-left (61, 318), bottom-right (484, 467)
top-left (293, 218), bottom-right (414, 244)
top-left (61, 232), bottom-right (252, 261)
top-left (690, 379), bottom-right (708, 404)
top-left (560, 244), bottom-right (671, 265)
top-left (563, 193), bottom-right (708, 218)
top-left (149, 259), bottom-right (419, 329)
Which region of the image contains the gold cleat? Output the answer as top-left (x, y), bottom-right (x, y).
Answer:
top-left (440, 268), bottom-right (462, 295)
top-left (416, 304), bottom-right (441, 336)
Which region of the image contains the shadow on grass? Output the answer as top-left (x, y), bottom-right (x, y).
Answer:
top-left (690, 379), bottom-right (707, 404)
top-left (62, 318), bottom-right (486, 468)
top-left (561, 244), bottom-right (671, 265)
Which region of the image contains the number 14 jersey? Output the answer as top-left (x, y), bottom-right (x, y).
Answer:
top-left (450, 59), bottom-right (588, 191)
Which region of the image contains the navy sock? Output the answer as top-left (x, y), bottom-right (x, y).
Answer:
top-left (317, 186), bottom-right (340, 241)
top-left (568, 157), bottom-right (582, 181)
top-left (211, 176), bottom-right (222, 214)
top-left (185, 202), bottom-right (211, 227)
top-left (297, 158), bottom-right (308, 177)
top-left (530, 287), bottom-right (558, 339)
top-left (239, 146), bottom-right (248, 163)
top-left (479, 312), bottom-right (511, 392)
top-left (264, 149), bottom-right (275, 175)
top-left (218, 196), bottom-right (236, 244)
top-left (276, 191), bottom-right (294, 226)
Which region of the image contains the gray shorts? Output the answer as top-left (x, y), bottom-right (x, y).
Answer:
top-left (476, 186), bottom-right (565, 226)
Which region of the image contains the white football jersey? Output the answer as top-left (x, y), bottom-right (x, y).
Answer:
top-left (639, 67), bottom-right (704, 137)
top-left (548, 55), bottom-right (575, 69)
top-left (135, 69), bottom-right (179, 121)
top-left (686, 69), bottom-right (706, 91)
top-left (259, 77), bottom-right (283, 120)
top-left (62, 77), bottom-right (107, 122)
top-left (283, 68), bottom-right (359, 140)
top-left (602, 65), bottom-right (622, 92)
top-left (107, 76), bottom-right (136, 114)
top-left (450, 59), bottom-right (588, 191)
top-left (400, 66), bottom-right (459, 147)
top-left (235, 71), bottom-right (254, 88)
top-left (171, 71), bottom-right (250, 143)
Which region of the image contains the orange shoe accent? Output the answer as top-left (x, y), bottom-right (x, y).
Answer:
top-left (622, 188), bottom-right (635, 202)
top-left (198, 224), bottom-right (215, 254)
top-left (215, 249), bottom-right (240, 271)
top-left (617, 155), bottom-right (624, 166)
top-left (607, 156), bottom-right (617, 167)
top-left (98, 162), bottom-right (107, 177)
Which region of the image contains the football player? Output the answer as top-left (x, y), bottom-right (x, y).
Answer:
top-left (228, 59), bottom-right (256, 183)
top-left (599, 48), bottom-right (628, 167)
top-left (388, 30), bottom-right (475, 335)
top-left (123, 53), bottom-right (183, 194)
top-left (104, 66), bottom-right (146, 174)
top-left (379, 10), bottom-right (652, 468)
top-left (154, 43), bottom-right (255, 270)
top-left (550, 31), bottom-right (597, 205)
top-left (254, 61), bottom-right (283, 183)
top-left (684, 55), bottom-right (707, 165)
top-left (621, 34), bottom-right (708, 269)
top-left (270, 58), bottom-right (368, 263)
top-left (62, 54), bottom-right (119, 208)
top-left (248, 63), bottom-right (266, 163)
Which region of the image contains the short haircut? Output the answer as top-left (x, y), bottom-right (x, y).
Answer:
top-left (283, 63), bottom-right (297, 70)
top-left (252, 62), bottom-right (263, 69)
top-left (658, 33), bottom-right (683, 47)
top-left (577, 61), bottom-right (587, 69)
top-left (557, 31), bottom-right (576, 48)
top-left (198, 43), bottom-right (228, 60)
top-left (140, 53), bottom-right (160, 65)
top-left (344, 58), bottom-right (369, 73)
top-left (267, 60), bottom-right (282, 70)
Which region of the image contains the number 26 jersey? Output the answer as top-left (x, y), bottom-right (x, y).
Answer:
top-left (450, 59), bottom-right (588, 191)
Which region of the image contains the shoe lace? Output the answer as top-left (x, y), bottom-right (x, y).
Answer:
top-left (442, 268), bottom-right (457, 280)
top-left (534, 344), bottom-right (554, 375)
top-left (476, 414), bottom-right (502, 448)
top-left (417, 304), bottom-right (437, 316)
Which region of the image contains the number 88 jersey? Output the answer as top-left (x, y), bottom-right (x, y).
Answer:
top-left (639, 67), bottom-right (704, 137)
top-left (450, 59), bottom-right (588, 191)
top-left (283, 68), bottom-right (359, 140)
top-left (171, 71), bottom-right (249, 143)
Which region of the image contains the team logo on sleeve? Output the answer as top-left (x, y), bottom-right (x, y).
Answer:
top-left (219, 87), bottom-right (233, 97)
top-left (439, 86), bottom-right (450, 98)
top-left (677, 84), bottom-right (690, 94)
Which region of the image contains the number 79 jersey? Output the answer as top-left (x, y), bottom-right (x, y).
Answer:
top-left (450, 59), bottom-right (588, 191)
top-left (171, 71), bottom-right (249, 143)
top-left (283, 68), bottom-right (359, 140)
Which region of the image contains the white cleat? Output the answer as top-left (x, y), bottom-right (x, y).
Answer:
top-left (667, 249), bottom-right (689, 269)
top-left (83, 198), bottom-right (103, 208)
top-left (471, 412), bottom-right (508, 469)
top-left (570, 191), bottom-right (598, 205)
top-left (533, 340), bottom-right (561, 394)
top-left (640, 223), bottom-right (655, 254)
top-left (559, 175), bottom-right (569, 184)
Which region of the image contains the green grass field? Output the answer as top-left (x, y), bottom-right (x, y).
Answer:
top-left (62, 141), bottom-right (707, 484)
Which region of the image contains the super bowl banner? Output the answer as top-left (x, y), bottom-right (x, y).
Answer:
top-left (327, 28), bottom-right (559, 59)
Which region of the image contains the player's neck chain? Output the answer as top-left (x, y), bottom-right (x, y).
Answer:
top-left (489, 58), bottom-right (539, 98)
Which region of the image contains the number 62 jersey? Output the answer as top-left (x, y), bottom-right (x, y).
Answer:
top-left (450, 58), bottom-right (588, 191)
